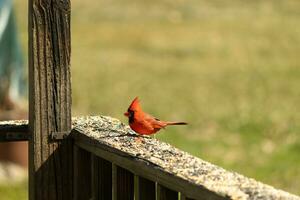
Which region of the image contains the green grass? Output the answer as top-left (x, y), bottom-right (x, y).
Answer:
top-left (10, 0), bottom-right (300, 198)
top-left (0, 181), bottom-right (27, 200)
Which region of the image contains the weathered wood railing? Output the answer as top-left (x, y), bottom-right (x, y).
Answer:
top-left (1, 118), bottom-right (299, 200)
top-left (0, 0), bottom-right (299, 199)
top-left (72, 116), bottom-right (300, 200)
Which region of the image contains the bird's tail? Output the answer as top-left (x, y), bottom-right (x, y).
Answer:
top-left (166, 122), bottom-right (188, 125)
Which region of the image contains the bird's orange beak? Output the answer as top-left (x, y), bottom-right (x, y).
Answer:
top-left (124, 112), bottom-right (129, 117)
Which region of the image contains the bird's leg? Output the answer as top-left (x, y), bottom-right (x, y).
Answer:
top-left (135, 136), bottom-right (144, 143)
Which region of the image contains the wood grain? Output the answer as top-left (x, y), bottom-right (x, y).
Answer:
top-left (112, 164), bottom-right (134, 200)
top-left (92, 155), bottom-right (112, 200)
top-left (73, 129), bottom-right (227, 200)
top-left (28, 0), bottom-right (72, 199)
top-left (72, 116), bottom-right (300, 200)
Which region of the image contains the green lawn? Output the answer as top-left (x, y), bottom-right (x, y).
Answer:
top-left (0, 181), bottom-right (27, 200)
top-left (5, 0), bottom-right (300, 198)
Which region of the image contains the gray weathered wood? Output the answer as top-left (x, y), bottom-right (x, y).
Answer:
top-left (72, 116), bottom-right (300, 200)
top-left (28, 0), bottom-right (72, 199)
top-left (92, 155), bottom-right (112, 200)
top-left (135, 176), bottom-right (156, 200)
top-left (73, 117), bottom-right (228, 200)
top-left (0, 120), bottom-right (28, 142)
top-left (157, 184), bottom-right (178, 200)
top-left (74, 146), bottom-right (92, 200)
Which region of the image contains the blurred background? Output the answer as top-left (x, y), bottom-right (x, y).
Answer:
top-left (1, 0), bottom-right (300, 198)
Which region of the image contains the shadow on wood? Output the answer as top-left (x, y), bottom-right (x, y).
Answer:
top-left (32, 139), bottom-right (73, 200)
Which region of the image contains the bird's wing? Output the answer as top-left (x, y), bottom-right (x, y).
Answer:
top-left (144, 113), bottom-right (166, 129)
top-left (137, 117), bottom-right (154, 131)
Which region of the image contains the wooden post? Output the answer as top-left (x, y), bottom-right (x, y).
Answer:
top-left (74, 146), bottom-right (92, 200)
top-left (28, 0), bottom-right (72, 199)
top-left (135, 176), bottom-right (155, 200)
top-left (157, 184), bottom-right (178, 200)
top-left (92, 155), bottom-right (112, 200)
top-left (112, 164), bottom-right (134, 200)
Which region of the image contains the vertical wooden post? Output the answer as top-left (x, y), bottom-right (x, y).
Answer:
top-left (92, 155), bottom-right (112, 200)
top-left (135, 176), bottom-right (155, 200)
top-left (74, 146), bottom-right (92, 200)
top-left (28, 0), bottom-right (72, 199)
top-left (157, 184), bottom-right (178, 200)
top-left (112, 164), bottom-right (134, 200)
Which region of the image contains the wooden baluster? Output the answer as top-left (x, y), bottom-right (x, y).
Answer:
top-left (135, 175), bottom-right (155, 200)
top-left (157, 184), bottom-right (178, 200)
top-left (112, 164), bottom-right (134, 200)
top-left (92, 155), bottom-right (112, 200)
top-left (74, 146), bottom-right (92, 200)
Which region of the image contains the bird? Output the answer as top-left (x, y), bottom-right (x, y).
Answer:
top-left (124, 97), bottom-right (187, 135)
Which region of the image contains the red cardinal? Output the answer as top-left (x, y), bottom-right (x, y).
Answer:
top-left (124, 97), bottom-right (187, 135)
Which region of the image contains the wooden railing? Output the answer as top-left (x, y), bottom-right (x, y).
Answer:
top-left (0, 0), bottom-right (299, 199)
top-left (1, 118), bottom-right (299, 200)
top-left (72, 116), bottom-right (300, 200)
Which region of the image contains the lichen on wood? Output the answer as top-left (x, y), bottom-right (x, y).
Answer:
top-left (72, 115), bottom-right (300, 200)
top-left (0, 117), bottom-right (299, 199)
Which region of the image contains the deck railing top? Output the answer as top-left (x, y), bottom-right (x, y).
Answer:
top-left (0, 117), bottom-right (300, 199)
top-left (72, 116), bottom-right (300, 200)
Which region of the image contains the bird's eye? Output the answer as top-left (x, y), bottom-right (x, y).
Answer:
top-left (128, 110), bottom-right (134, 117)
